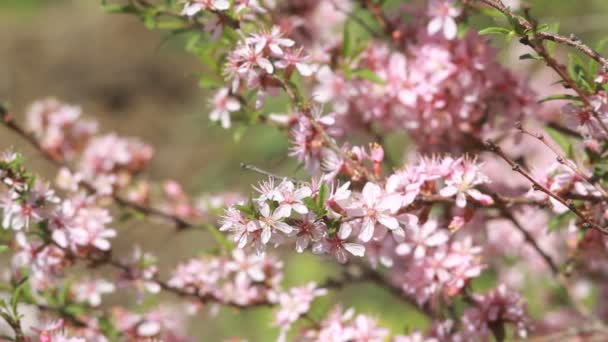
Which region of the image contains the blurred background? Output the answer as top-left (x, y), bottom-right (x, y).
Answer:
top-left (0, 0), bottom-right (607, 340)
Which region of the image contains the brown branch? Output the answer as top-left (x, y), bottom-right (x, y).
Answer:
top-left (516, 123), bottom-right (608, 198)
top-left (485, 139), bottom-right (608, 234)
top-left (0, 105), bottom-right (198, 231)
top-left (476, 0), bottom-right (608, 69)
top-left (476, 0), bottom-right (608, 136)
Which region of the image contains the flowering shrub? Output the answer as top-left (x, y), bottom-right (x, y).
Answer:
top-left (2, 0), bottom-right (608, 340)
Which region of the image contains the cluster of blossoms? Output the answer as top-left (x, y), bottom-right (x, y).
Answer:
top-left (32, 306), bottom-right (191, 341)
top-left (4, 0), bottom-right (608, 339)
top-left (26, 99), bottom-right (153, 195)
top-left (274, 282), bottom-right (327, 341)
top-left (528, 162), bottom-right (601, 214)
top-left (26, 98), bottom-right (97, 161)
top-left (224, 26), bottom-right (312, 107)
top-left (298, 306), bottom-right (389, 342)
top-left (221, 155), bottom-right (494, 261)
top-left (220, 155), bottom-right (493, 310)
top-left (0, 153), bottom-right (117, 295)
top-left (459, 284), bottom-right (530, 340)
top-left (311, 9), bottom-right (535, 151)
top-left (7, 190), bottom-right (117, 291)
top-left (168, 249), bottom-right (283, 308)
top-left (390, 285), bottom-right (528, 341)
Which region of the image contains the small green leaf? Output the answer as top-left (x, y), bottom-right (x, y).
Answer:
top-left (519, 53), bottom-right (543, 61)
top-left (538, 94), bottom-right (580, 103)
top-left (342, 20), bottom-right (353, 58)
top-left (478, 27), bottom-right (512, 36)
top-left (303, 197), bottom-right (317, 211)
top-left (317, 183), bottom-right (329, 208)
top-left (10, 277), bottom-right (28, 315)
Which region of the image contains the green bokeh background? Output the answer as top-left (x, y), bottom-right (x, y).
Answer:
top-left (0, 0), bottom-right (607, 340)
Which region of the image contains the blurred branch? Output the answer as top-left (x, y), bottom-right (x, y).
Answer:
top-left (475, 0), bottom-right (608, 69)
top-left (485, 139), bottom-right (608, 234)
top-left (0, 103), bottom-right (199, 231)
top-left (476, 0), bottom-right (608, 138)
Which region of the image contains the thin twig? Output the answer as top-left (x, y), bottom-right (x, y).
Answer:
top-left (485, 139), bottom-right (608, 234)
top-left (476, 0), bottom-right (608, 137)
top-left (476, 0), bottom-right (608, 69)
top-left (516, 123), bottom-right (608, 198)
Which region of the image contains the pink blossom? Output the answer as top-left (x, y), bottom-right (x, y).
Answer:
top-left (210, 88), bottom-right (241, 129)
top-left (274, 180), bottom-right (312, 216)
top-left (347, 182), bottom-right (401, 242)
top-left (246, 26), bottom-right (294, 56)
top-left (71, 278), bottom-right (115, 307)
top-left (313, 66), bottom-right (352, 114)
top-left (397, 219), bottom-right (449, 259)
top-left (26, 98), bottom-right (97, 160)
top-left (275, 47), bottom-right (313, 76)
top-left (313, 223), bottom-right (365, 263)
top-left (439, 156), bottom-right (493, 207)
top-left (274, 282), bottom-right (327, 328)
top-left (293, 214), bottom-right (326, 252)
top-left (257, 202), bottom-right (293, 244)
top-left (427, 0), bottom-right (461, 40)
top-left (182, 0), bottom-right (230, 16)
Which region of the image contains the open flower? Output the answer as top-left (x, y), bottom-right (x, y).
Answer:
top-left (181, 0), bottom-right (230, 16)
top-left (210, 88), bottom-right (241, 129)
top-left (427, 0), bottom-right (461, 39)
top-left (258, 203), bottom-right (293, 244)
top-left (439, 157), bottom-right (493, 208)
top-left (348, 182), bottom-right (401, 242)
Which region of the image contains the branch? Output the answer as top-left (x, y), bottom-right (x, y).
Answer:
top-left (476, 0), bottom-right (608, 136)
top-left (476, 0), bottom-right (608, 69)
top-left (485, 139), bottom-right (608, 234)
top-left (0, 104), bottom-right (199, 231)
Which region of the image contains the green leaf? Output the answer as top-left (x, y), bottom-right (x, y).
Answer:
top-left (10, 277), bottom-right (28, 316)
top-left (478, 27), bottom-right (512, 36)
top-left (568, 54), bottom-right (593, 91)
top-left (351, 68), bottom-right (386, 85)
top-left (303, 197), bottom-right (317, 211)
top-left (545, 22), bottom-right (560, 54)
top-left (317, 183), bottom-right (329, 208)
top-left (507, 15), bottom-right (526, 35)
top-left (538, 94), bottom-right (580, 103)
top-left (519, 53), bottom-right (543, 61)
top-left (342, 20), bottom-right (353, 58)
